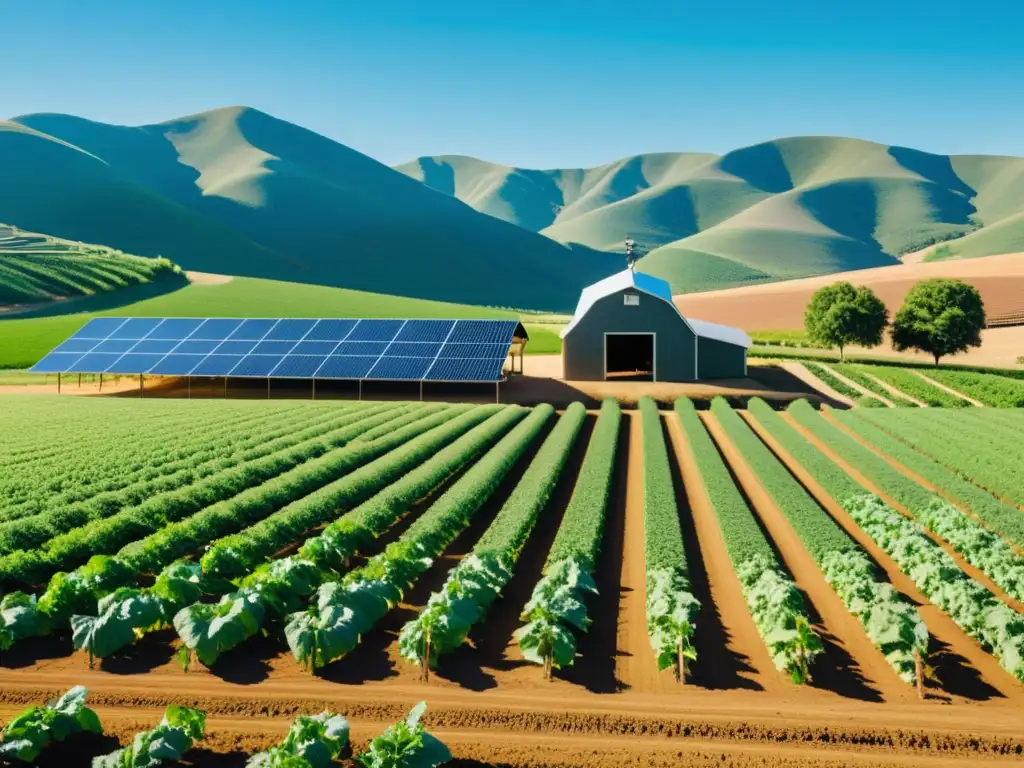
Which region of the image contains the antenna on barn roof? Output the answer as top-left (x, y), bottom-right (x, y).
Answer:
top-left (624, 235), bottom-right (645, 272)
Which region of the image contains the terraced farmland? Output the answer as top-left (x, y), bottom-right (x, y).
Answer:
top-left (1, 395), bottom-right (1023, 768)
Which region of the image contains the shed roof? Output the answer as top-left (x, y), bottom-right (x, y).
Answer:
top-left (561, 269), bottom-right (751, 349)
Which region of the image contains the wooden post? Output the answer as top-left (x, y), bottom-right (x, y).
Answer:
top-left (78, 373), bottom-right (82, 389)
top-left (139, 374), bottom-right (144, 398)
top-left (99, 373), bottom-right (103, 392)
top-left (57, 372), bottom-right (61, 394)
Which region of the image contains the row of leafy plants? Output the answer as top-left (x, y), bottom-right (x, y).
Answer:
top-left (0, 404), bottom-right (447, 585)
top-left (837, 409), bottom-right (1024, 545)
top-left (831, 364), bottom-right (918, 405)
top-left (788, 400), bottom-right (1024, 603)
top-left (711, 398), bottom-right (930, 691)
top-left (512, 399), bottom-right (621, 678)
top-left (748, 399), bottom-right (1024, 682)
top-left (851, 407), bottom-right (1024, 513)
top-left (921, 368), bottom-right (1024, 407)
top-left (284, 405), bottom-right (554, 673)
top-left (803, 362), bottom-right (885, 407)
top-left (1, 406), bottom-right (510, 661)
top-left (858, 365), bottom-right (971, 408)
top-left (0, 402), bottom-right (310, 518)
top-left (638, 397), bottom-right (700, 682)
top-left (0, 403), bottom-right (383, 549)
top-left (399, 402), bottom-right (587, 679)
top-left (0, 686), bottom-right (452, 767)
top-left (675, 398), bottom-right (823, 683)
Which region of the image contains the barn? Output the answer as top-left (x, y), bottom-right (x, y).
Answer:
top-left (560, 269), bottom-right (750, 382)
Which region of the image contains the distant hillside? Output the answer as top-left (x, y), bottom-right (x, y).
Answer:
top-left (0, 108), bottom-right (620, 312)
top-left (0, 223), bottom-right (183, 306)
top-left (398, 139), bottom-right (1024, 294)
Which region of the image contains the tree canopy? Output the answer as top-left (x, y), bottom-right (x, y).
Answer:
top-left (803, 282), bottom-right (888, 360)
top-left (891, 279), bottom-right (985, 365)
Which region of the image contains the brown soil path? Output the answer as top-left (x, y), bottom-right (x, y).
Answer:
top-left (779, 361), bottom-right (855, 406)
top-left (822, 365), bottom-right (897, 407)
top-left (613, 412), bottom-right (669, 692)
top-left (700, 411), bottom-right (912, 703)
top-left (821, 410), bottom-right (1024, 555)
top-left (741, 411), bottom-right (1024, 701)
top-left (662, 414), bottom-right (782, 693)
top-left (912, 371), bottom-right (983, 406)
top-left (781, 412), bottom-right (1024, 616)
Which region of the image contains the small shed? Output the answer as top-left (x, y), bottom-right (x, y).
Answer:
top-left (560, 269), bottom-right (750, 382)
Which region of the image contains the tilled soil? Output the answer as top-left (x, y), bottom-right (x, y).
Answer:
top-left (4, 409), bottom-right (1024, 766)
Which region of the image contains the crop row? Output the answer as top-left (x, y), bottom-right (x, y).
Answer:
top-left (3, 406), bottom-right (508, 656)
top-left (859, 366), bottom-right (971, 408)
top-left (675, 398), bottom-right (822, 683)
top-left (710, 398), bottom-right (927, 686)
top-left (748, 399), bottom-right (1024, 682)
top-left (836, 410), bottom-right (1024, 545)
top-left (401, 403), bottom-right (586, 677)
top-left (851, 408), bottom-right (1024, 512)
top-left (515, 399), bottom-right (621, 677)
top-left (0, 404), bottom-right (436, 585)
top-left (0, 405), bottom-right (376, 548)
top-left (804, 362), bottom-right (884, 407)
top-left (638, 397), bottom-right (700, 682)
top-left (65, 406), bottom-right (514, 663)
top-left (922, 369), bottom-right (1024, 407)
top-left (831, 364), bottom-right (913, 404)
top-left (281, 405), bottom-right (554, 672)
top-left (0, 403), bottom-right (332, 519)
top-left (788, 401), bottom-right (1024, 603)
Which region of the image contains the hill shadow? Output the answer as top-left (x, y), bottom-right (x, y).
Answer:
top-left (2, 273), bottom-right (189, 319)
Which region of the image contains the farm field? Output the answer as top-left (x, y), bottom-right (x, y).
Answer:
top-left (1, 396), bottom-right (1024, 767)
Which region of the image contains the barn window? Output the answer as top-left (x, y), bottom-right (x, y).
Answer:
top-left (624, 293), bottom-right (640, 306)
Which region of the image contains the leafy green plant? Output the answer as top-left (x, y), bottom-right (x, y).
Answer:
top-left (677, 398), bottom-right (822, 682)
top-left (714, 398), bottom-right (928, 687)
top-left (639, 397), bottom-right (699, 682)
top-left (514, 400), bottom-right (621, 676)
top-left (93, 705), bottom-right (206, 768)
top-left (803, 282), bottom-right (888, 360)
top-left (246, 712), bottom-right (350, 767)
top-left (0, 686), bottom-right (102, 763)
top-left (400, 404), bottom-right (586, 678)
top-left (356, 702), bottom-right (451, 768)
top-left (854, 366), bottom-right (970, 407)
top-left (921, 369), bottom-right (1024, 407)
top-left (891, 278), bottom-right (985, 365)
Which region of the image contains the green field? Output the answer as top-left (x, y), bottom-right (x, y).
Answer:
top-left (0, 276), bottom-right (547, 369)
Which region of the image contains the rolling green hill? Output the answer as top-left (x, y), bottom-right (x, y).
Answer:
top-left (0, 223), bottom-right (184, 305)
top-left (399, 138), bottom-right (1024, 293)
top-left (0, 108), bottom-right (620, 312)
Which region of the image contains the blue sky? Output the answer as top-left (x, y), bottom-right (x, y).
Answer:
top-left (4, 0), bottom-right (1023, 167)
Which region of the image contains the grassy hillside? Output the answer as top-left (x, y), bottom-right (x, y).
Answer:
top-left (399, 137), bottom-right (1024, 294)
top-left (0, 224), bottom-right (184, 304)
top-left (0, 275), bottom-right (530, 369)
top-left (0, 109), bottom-right (620, 312)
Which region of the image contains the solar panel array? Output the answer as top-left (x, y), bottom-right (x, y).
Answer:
top-left (31, 318), bottom-right (524, 383)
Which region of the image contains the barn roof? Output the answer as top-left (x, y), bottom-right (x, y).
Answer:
top-left (561, 269), bottom-right (751, 348)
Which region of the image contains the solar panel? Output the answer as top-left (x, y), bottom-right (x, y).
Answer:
top-left (30, 317), bottom-right (526, 385)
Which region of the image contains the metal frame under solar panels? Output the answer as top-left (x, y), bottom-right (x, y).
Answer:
top-left (31, 317), bottom-right (527, 384)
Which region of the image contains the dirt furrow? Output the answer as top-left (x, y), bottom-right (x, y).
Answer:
top-left (740, 410), bottom-right (1024, 701)
top-left (700, 411), bottom-right (911, 703)
top-left (613, 411), bottom-right (668, 692)
top-left (662, 414), bottom-right (780, 693)
top-left (780, 412), bottom-right (1024, 615)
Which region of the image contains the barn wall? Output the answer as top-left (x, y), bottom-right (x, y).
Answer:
top-left (697, 336), bottom-right (747, 379)
top-left (562, 289), bottom-right (697, 381)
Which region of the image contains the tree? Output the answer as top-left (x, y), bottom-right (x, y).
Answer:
top-left (803, 282), bottom-right (888, 361)
top-left (891, 279), bottom-right (985, 366)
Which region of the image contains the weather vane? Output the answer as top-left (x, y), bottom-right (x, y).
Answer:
top-left (624, 235), bottom-right (644, 271)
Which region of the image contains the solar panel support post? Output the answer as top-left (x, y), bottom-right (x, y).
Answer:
top-left (99, 374), bottom-right (103, 393)
top-left (312, 378), bottom-right (316, 401)
top-left (495, 381), bottom-right (499, 404)
top-left (78, 373), bottom-right (82, 389)
top-left (139, 374), bottom-right (144, 399)
top-left (57, 372), bottom-right (61, 395)
top-left (187, 377), bottom-right (191, 400)
top-left (224, 377), bottom-right (228, 399)
top-left (358, 380), bottom-right (362, 401)
top-left (267, 378), bottom-right (271, 400)
top-left (419, 380), bottom-right (423, 402)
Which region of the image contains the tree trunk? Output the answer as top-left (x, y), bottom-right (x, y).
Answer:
top-left (838, 345), bottom-right (844, 363)
top-left (933, 354), bottom-right (940, 367)
top-left (914, 649), bottom-right (924, 700)
top-left (422, 630), bottom-right (431, 683)
top-left (677, 637), bottom-right (686, 685)
top-left (543, 653), bottom-right (553, 681)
